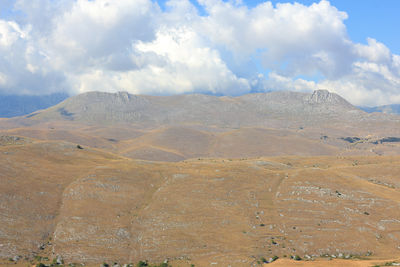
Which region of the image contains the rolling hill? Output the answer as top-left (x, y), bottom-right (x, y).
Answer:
top-left (1, 90), bottom-right (400, 266)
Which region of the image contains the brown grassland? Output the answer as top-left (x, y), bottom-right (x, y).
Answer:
top-left (1, 136), bottom-right (400, 266)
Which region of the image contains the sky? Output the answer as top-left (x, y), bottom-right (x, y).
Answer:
top-left (0, 0), bottom-right (399, 106)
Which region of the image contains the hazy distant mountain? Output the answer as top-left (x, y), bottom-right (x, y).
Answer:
top-left (0, 93), bottom-right (68, 118)
top-left (360, 104), bottom-right (400, 115)
top-left (27, 89), bottom-right (362, 128)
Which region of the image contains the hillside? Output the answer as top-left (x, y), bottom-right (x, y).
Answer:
top-left (1, 138), bottom-right (400, 266)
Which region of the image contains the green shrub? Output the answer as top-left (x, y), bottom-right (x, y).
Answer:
top-left (137, 261), bottom-right (148, 267)
top-left (294, 255), bottom-right (301, 261)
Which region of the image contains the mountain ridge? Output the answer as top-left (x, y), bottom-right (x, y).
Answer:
top-left (23, 89), bottom-right (363, 128)
top-left (360, 103), bottom-right (400, 115)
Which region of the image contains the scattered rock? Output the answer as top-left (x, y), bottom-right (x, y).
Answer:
top-left (56, 255), bottom-right (64, 265)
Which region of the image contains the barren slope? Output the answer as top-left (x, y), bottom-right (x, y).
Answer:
top-left (1, 138), bottom-right (400, 266)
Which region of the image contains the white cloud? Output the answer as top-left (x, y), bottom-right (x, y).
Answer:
top-left (0, 72), bottom-right (7, 86)
top-left (0, 0), bottom-right (399, 106)
top-left (0, 20), bottom-right (26, 47)
top-left (354, 38), bottom-right (391, 63)
top-left (129, 27), bottom-right (250, 95)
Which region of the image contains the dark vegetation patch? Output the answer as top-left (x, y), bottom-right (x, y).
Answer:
top-left (320, 135), bottom-right (328, 140)
top-left (340, 137), bottom-right (361, 143)
top-left (372, 137), bottom-right (400, 144)
top-left (340, 136), bottom-right (400, 145)
top-left (58, 108), bottom-right (74, 120)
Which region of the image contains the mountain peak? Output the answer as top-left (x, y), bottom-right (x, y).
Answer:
top-left (309, 89), bottom-right (336, 103)
top-left (307, 89), bottom-right (353, 107)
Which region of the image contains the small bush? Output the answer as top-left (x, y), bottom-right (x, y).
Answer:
top-left (294, 255), bottom-right (301, 261)
top-left (137, 261), bottom-right (148, 267)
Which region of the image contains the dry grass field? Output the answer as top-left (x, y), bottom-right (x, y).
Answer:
top-left (1, 136), bottom-right (400, 266)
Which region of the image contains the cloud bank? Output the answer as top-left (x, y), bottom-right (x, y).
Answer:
top-left (0, 0), bottom-right (399, 106)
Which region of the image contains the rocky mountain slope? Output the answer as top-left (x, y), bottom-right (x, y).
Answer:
top-left (24, 90), bottom-right (361, 128)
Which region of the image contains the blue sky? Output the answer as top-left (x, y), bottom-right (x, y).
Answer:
top-left (316, 0), bottom-right (400, 54)
top-left (0, 0), bottom-right (399, 106)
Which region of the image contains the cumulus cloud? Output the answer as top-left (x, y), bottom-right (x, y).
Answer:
top-left (0, 0), bottom-right (399, 106)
